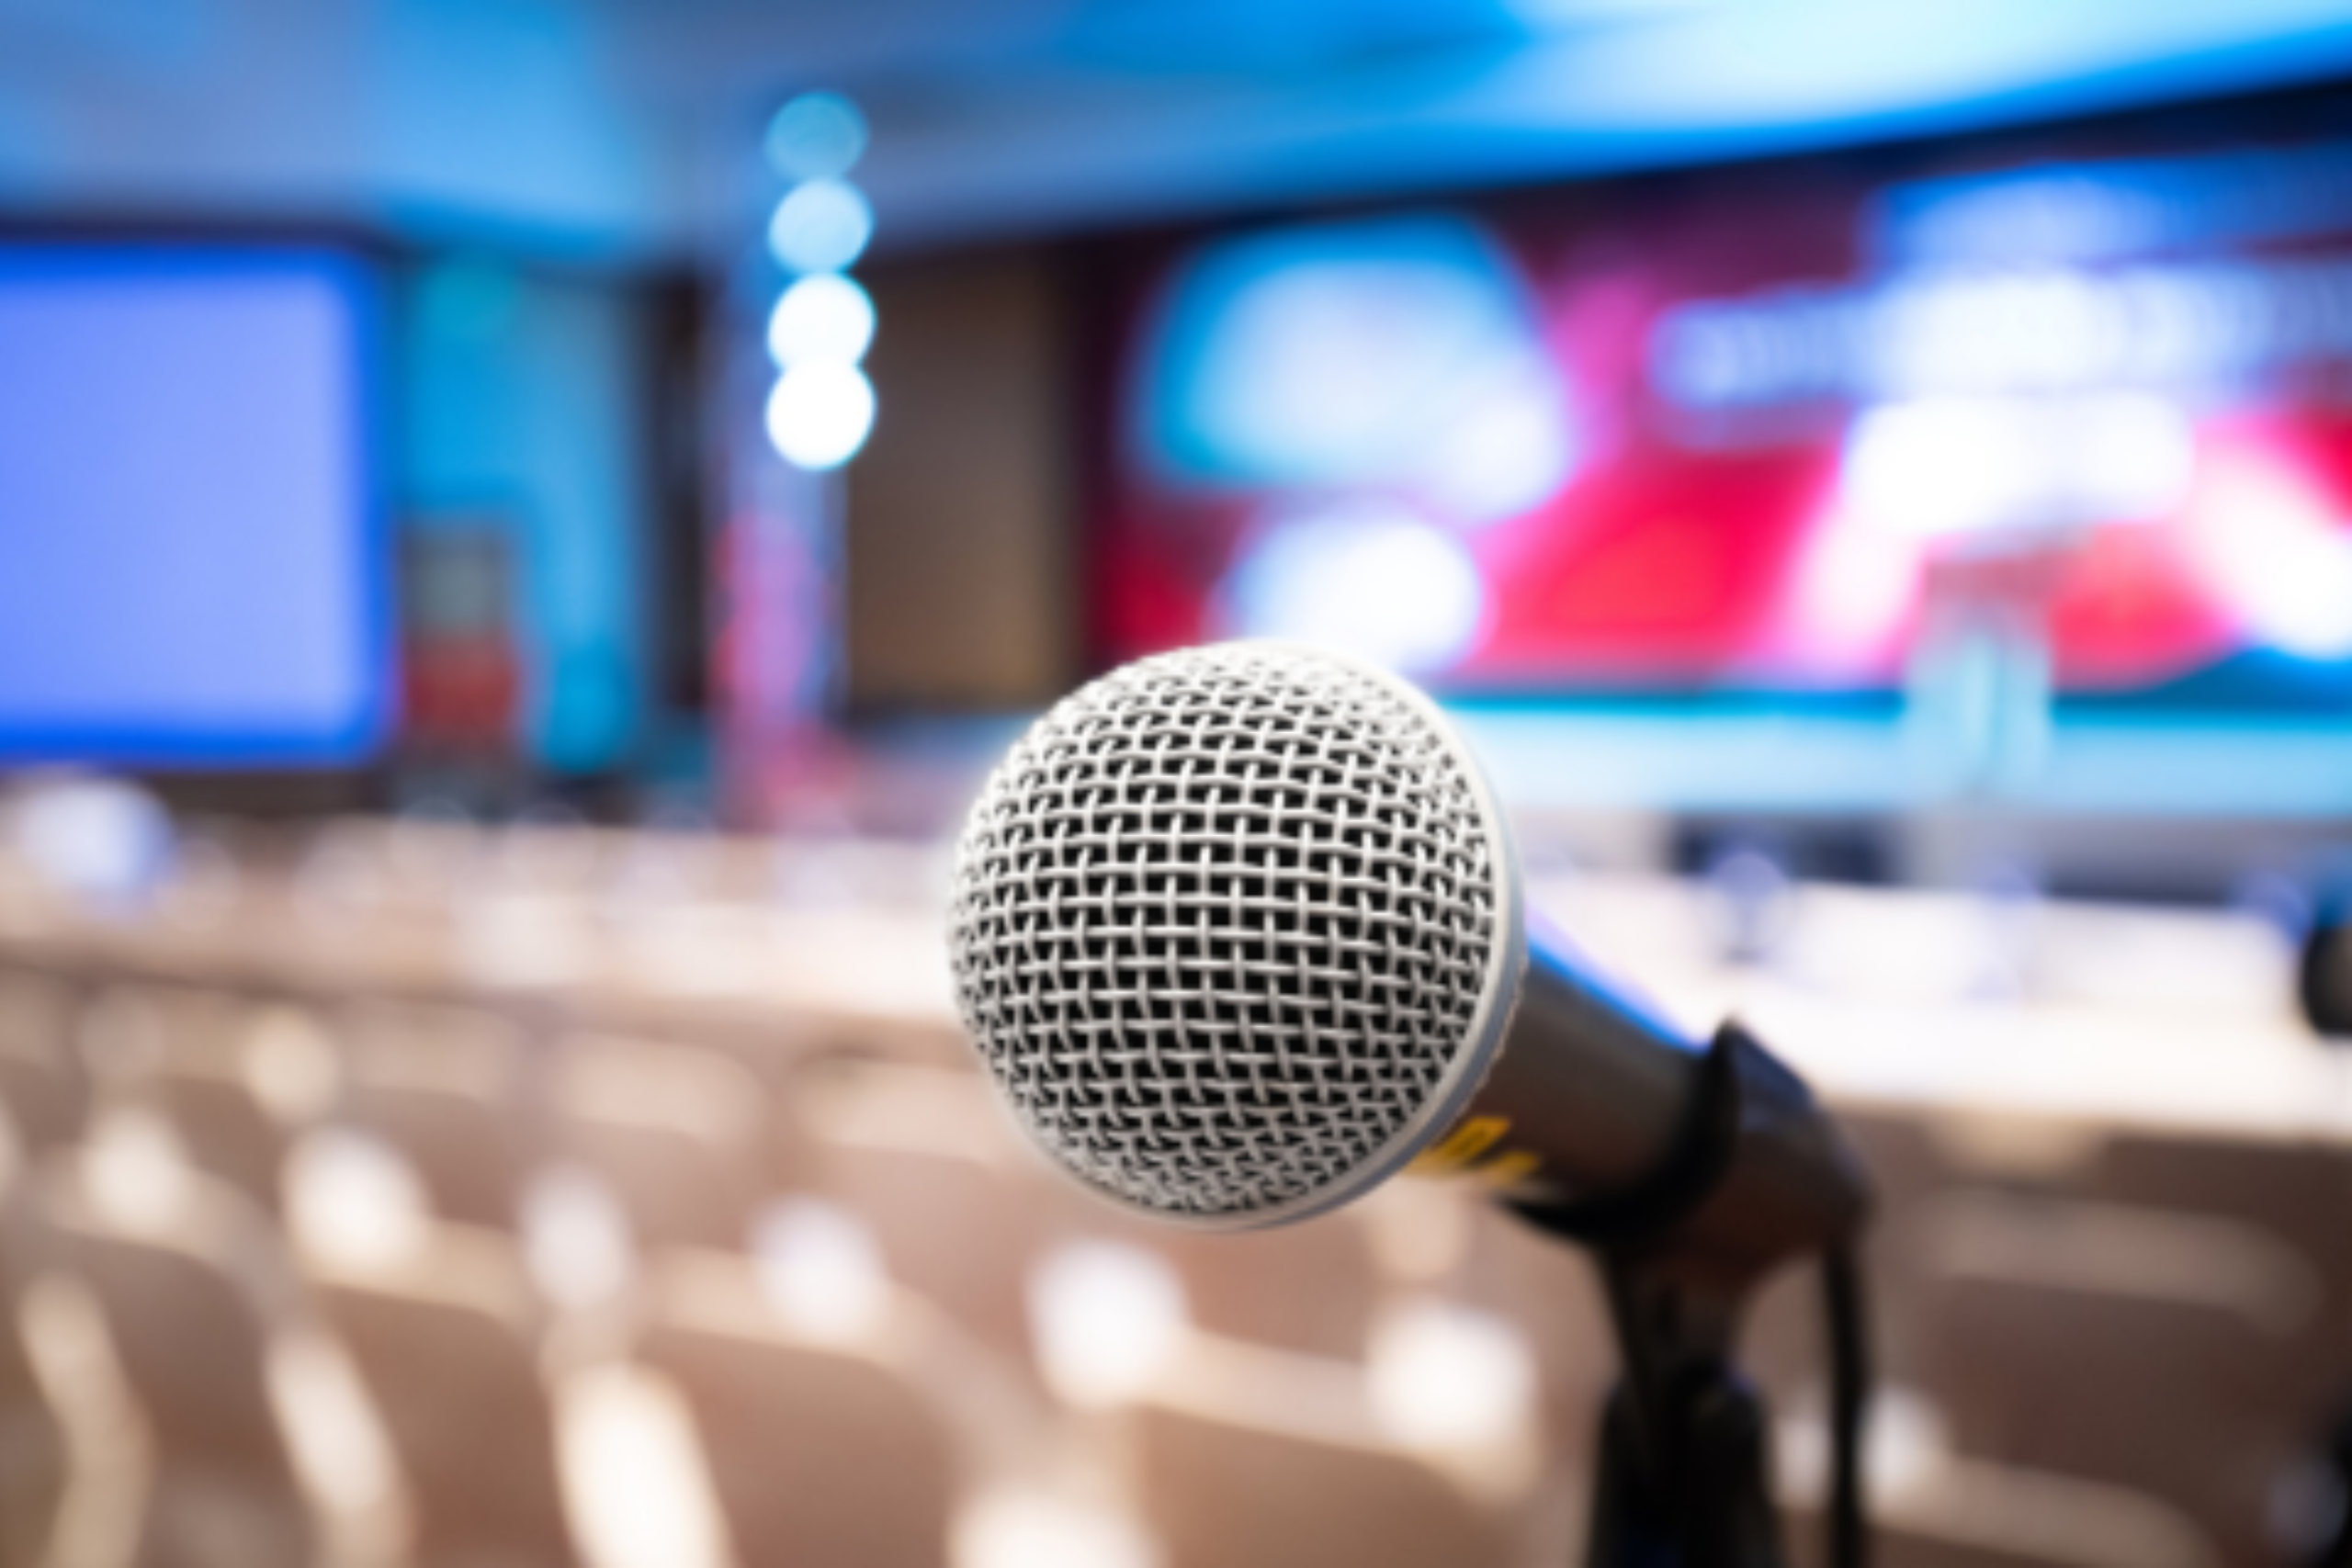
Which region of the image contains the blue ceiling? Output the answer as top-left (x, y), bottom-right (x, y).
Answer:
top-left (1, 0), bottom-right (2350, 260)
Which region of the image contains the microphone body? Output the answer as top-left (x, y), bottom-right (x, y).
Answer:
top-left (2301, 916), bottom-right (2352, 1039)
top-left (1434, 923), bottom-right (1866, 1288)
top-left (946, 640), bottom-right (1864, 1282)
top-left (948, 641), bottom-right (1873, 1568)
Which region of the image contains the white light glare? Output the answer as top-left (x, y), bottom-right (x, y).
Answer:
top-left (560, 1363), bottom-right (731, 1568)
top-left (521, 1166), bottom-right (636, 1312)
top-left (86, 1109), bottom-right (191, 1231)
top-left (1368, 1299), bottom-right (1536, 1451)
top-left (767, 273), bottom-right (876, 369)
top-left (286, 1129), bottom-right (428, 1271)
top-left (751, 1199), bottom-right (888, 1342)
top-left (768, 179), bottom-right (874, 276)
top-left (765, 362), bottom-right (876, 469)
top-left (2185, 458), bottom-right (2352, 660)
top-left (1221, 502), bottom-right (1488, 674)
top-left (1027, 1243), bottom-right (1186, 1408)
top-left (5, 774), bottom-right (173, 907)
top-left (1840, 393), bottom-right (2193, 537)
top-left (764, 93), bottom-right (867, 183)
top-left (1169, 222), bottom-right (1577, 523)
top-left (244, 1007), bottom-right (338, 1123)
top-left (954, 1493), bottom-right (1159, 1568)
top-left (1418, 352), bottom-right (1577, 525)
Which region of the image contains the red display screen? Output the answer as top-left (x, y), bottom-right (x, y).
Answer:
top-left (1090, 114), bottom-right (2352, 710)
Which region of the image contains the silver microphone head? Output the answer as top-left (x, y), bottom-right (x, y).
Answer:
top-left (946, 642), bottom-right (1525, 1229)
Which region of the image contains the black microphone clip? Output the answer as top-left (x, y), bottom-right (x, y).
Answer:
top-left (1519, 1021), bottom-right (1872, 1568)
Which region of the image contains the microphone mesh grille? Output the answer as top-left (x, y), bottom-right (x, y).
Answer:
top-left (947, 644), bottom-right (1500, 1220)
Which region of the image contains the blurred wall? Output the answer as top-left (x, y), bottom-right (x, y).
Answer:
top-left (397, 259), bottom-right (657, 774)
top-left (0, 0), bottom-right (664, 256)
top-left (844, 250), bottom-right (1078, 714)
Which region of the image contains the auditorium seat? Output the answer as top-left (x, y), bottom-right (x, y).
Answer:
top-left (549, 1033), bottom-right (766, 1251)
top-left (1035, 1251), bottom-right (1551, 1568)
top-left (788, 1059), bottom-right (1047, 1364)
top-left (0, 1115), bottom-right (66, 1568)
top-left (1871, 1502), bottom-right (2217, 1568)
top-left (489, 820), bottom-right (612, 903)
top-left (146, 1072), bottom-right (286, 1217)
top-left (341, 1004), bottom-right (537, 1228)
top-left (1927, 1118), bottom-right (2350, 1314)
top-left (142, 1006), bottom-right (337, 1220)
top-left (0, 1293), bottom-right (63, 1568)
top-left (1862, 1434), bottom-right (2225, 1568)
top-left (1150, 1214), bottom-right (1383, 1359)
top-left (1126, 1400), bottom-right (1516, 1568)
top-left (636, 1247), bottom-right (964, 1568)
top-left (1837, 1106), bottom-right (1962, 1218)
top-left (78, 984), bottom-right (243, 1084)
top-left (1908, 1188), bottom-right (2309, 1565)
top-left (1889, 1116), bottom-right (2348, 1558)
top-left (300, 1207), bottom-right (579, 1566)
top-left (2090, 1131), bottom-right (2352, 1340)
top-left (34, 1116), bottom-right (317, 1568)
top-left (0, 975), bottom-right (85, 1153)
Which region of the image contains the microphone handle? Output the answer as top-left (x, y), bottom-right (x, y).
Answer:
top-left (1476, 924), bottom-right (1706, 1197)
top-left (1418, 918), bottom-right (1870, 1286)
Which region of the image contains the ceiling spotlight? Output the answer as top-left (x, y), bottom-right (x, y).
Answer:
top-left (768, 180), bottom-right (874, 276)
top-left (764, 93), bottom-right (868, 183)
top-left (765, 361), bottom-right (876, 470)
top-left (767, 273), bottom-right (876, 369)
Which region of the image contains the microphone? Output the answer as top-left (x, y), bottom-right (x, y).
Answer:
top-left (944, 641), bottom-right (1867, 1279)
top-left (2300, 914), bottom-right (2352, 1040)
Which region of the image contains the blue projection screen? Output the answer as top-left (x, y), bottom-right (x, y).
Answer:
top-left (0, 247), bottom-right (386, 764)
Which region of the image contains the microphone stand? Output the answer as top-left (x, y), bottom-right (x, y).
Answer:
top-left (1515, 1022), bottom-right (1872, 1568)
top-left (1578, 1256), bottom-right (1789, 1568)
top-left (2298, 919), bottom-right (2352, 1568)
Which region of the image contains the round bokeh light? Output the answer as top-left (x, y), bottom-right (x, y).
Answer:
top-left (765, 361), bottom-right (876, 470)
top-left (1219, 502), bottom-right (1487, 673)
top-left (768, 180), bottom-right (874, 276)
top-left (767, 273), bottom-right (876, 368)
top-left (764, 93), bottom-right (867, 183)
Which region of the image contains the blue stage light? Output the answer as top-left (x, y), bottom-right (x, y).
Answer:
top-left (764, 94), bottom-right (868, 184)
top-left (768, 179), bottom-right (874, 276)
top-left (767, 273), bottom-right (876, 369)
top-left (765, 360), bottom-right (876, 470)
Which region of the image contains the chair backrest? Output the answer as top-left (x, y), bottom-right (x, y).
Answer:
top-left (1909, 1186), bottom-right (2314, 1566)
top-left (65, 995), bottom-right (334, 1224)
top-left (1149, 1215), bottom-right (1382, 1361)
top-left (2089, 1131), bottom-right (2352, 1352)
top-left (32, 1128), bottom-right (305, 1496)
top-left (551, 1034), bottom-right (767, 1250)
top-left (1128, 1401), bottom-right (1514, 1568)
top-left (0, 1114), bottom-right (66, 1568)
top-left (308, 1225), bottom-right (576, 1566)
top-left (148, 1067), bottom-right (288, 1220)
top-left (1868, 1508), bottom-right (2214, 1568)
top-left (790, 1059), bottom-right (1046, 1361)
top-left (63, 1231), bottom-right (290, 1470)
top-left (638, 1251), bottom-right (959, 1568)
top-left (0, 976), bottom-right (83, 1154)
top-left (341, 1005), bottom-right (535, 1228)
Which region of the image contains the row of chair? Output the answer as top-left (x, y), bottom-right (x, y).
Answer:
top-left (3, 959), bottom-right (2348, 1567)
top-left (0, 968), bottom-right (1601, 1568)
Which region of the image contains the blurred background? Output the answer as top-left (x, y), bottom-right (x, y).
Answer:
top-left (3, 1), bottom-right (2352, 1564)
